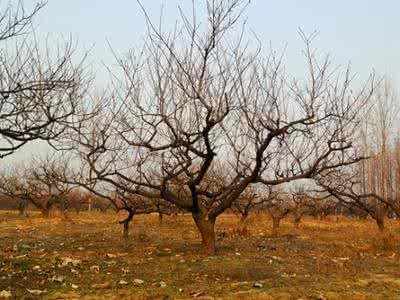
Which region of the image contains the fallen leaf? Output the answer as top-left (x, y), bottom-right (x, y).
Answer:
top-left (0, 290), bottom-right (11, 299)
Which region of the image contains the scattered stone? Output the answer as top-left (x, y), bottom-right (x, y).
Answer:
top-left (71, 284), bottom-right (79, 289)
top-left (133, 279), bottom-right (144, 285)
top-left (190, 291), bottom-right (205, 298)
top-left (91, 282), bottom-right (111, 289)
top-left (0, 291), bottom-right (11, 299)
top-left (51, 275), bottom-right (65, 283)
top-left (60, 257), bottom-right (81, 267)
top-left (119, 280), bottom-right (129, 285)
top-left (106, 253), bottom-right (117, 259)
top-left (90, 265), bottom-right (100, 272)
top-left (159, 281), bottom-right (167, 288)
top-left (27, 289), bottom-right (46, 295)
top-left (253, 282), bottom-right (263, 288)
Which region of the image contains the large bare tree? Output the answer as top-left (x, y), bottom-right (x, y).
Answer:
top-left (70, 0), bottom-right (375, 254)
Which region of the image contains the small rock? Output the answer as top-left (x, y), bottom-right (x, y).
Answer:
top-left (253, 282), bottom-right (263, 288)
top-left (27, 289), bottom-right (46, 295)
top-left (71, 284), bottom-right (79, 289)
top-left (91, 282), bottom-right (111, 289)
top-left (159, 281), bottom-right (167, 288)
top-left (106, 253), bottom-right (117, 259)
top-left (190, 291), bottom-right (205, 298)
top-left (133, 279), bottom-right (144, 285)
top-left (90, 265), bottom-right (100, 272)
top-left (119, 280), bottom-right (129, 285)
top-left (0, 290), bottom-right (11, 299)
top-left (51, 275), bottom-right (65, 283)
top-left (60, 257), bottom-right (81, 267)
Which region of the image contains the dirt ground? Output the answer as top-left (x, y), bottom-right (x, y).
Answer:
top-left (0, 211), bottom-right (399, 300)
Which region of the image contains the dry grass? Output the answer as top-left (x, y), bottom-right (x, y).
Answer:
top-left (0, 211), bottom-right (399, 299)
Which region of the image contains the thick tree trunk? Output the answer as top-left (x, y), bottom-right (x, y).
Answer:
top-left (192, 213), bottom-right (216, 256)
top-left (272, 217), bottom-right (281, 236)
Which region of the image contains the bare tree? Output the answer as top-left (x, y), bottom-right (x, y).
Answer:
top-left (316, 81), bottom-right (399, 231)
top-left (0, 1), bottom-right (90, 158)
top-left (231, 186), bottom-right (260, 223)
top-left (69, 0), bottom-right (375, 255)
top-left (289, 186), bottom-right (313, 229)
top-left (0, 156), bottom-right (76, 217)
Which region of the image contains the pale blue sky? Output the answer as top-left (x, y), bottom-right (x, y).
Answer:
top-left (3, 0), bottom-right (399, 165)
top-left (27, 0), bottom-right (399, 83)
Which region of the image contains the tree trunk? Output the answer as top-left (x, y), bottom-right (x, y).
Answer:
top-left (293, 215), bottom-right (301, 229)
top-left (272, 217), bottom-right (280, 236)
top-left (240, 212), bottom-right (248, 224)
top-left (375, 216), bottom-right (385, 233)
top-left (120, 209), bottom-right (135, 239)
top-left (41, 208), bottom-right (50, 218)
top-left (41, 201), bottom-right (53, 218)
top-left (158, 212), bottom-right (163, 226)
top-left (18, 201), bottom-right (26, 216)
top-left (123, 221), bottom-right (129, 239)
top-left (192, 213), bottom-right (216, 256)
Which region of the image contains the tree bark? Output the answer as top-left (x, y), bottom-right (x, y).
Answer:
top-left (375, 216), bottom-right (385, 233)
top-left (272, 217), bottom-right (281, 236)
top-left (192, 213), bottom-right (216, 255)
top-left (41, 201), bottom-right (53, 218)
top-left (293, 215), bottom-right (301, 229)
top-left (120, 209), bottom-right (135, 239)
top-left (18, 201), bottom-right (26, 216)
top-left (240, 211), bottom-right (249, 224)
top-left (158, 212), bottom-right (163, 226)
top-left (41, 208), bottom-right (50, 218)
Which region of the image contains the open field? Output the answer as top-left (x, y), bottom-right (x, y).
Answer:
top-left (1, 212), bottom-right (400, 300)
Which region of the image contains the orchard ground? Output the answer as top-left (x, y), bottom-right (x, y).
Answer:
top-left (0, 211), bottom-right (400, 300)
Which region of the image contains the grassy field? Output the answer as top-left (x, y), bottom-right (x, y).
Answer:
top-left (0, 211), bottom-right (400, 300)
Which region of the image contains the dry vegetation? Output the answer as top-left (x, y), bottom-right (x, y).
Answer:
top-left (0, 1), bottom-right (399, 299)
top-left (1, 211), bottom-right (399, 300)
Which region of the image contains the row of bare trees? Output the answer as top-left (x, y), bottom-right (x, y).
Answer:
top-left (1, 0), bottom-right (397, 255)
